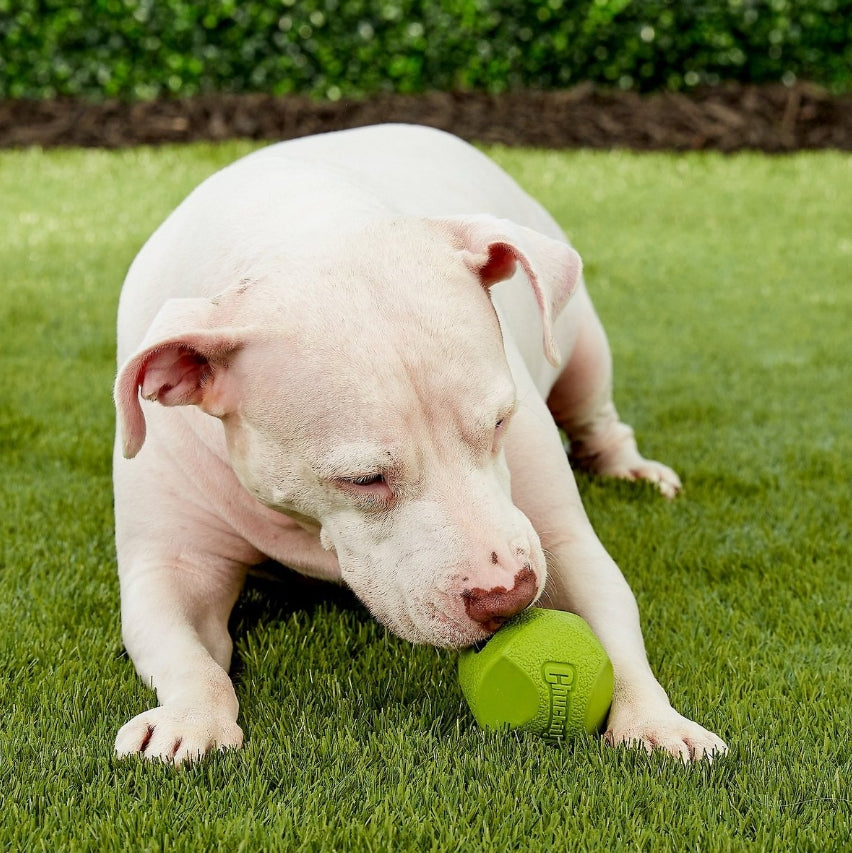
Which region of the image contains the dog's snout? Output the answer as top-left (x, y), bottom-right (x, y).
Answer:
top-left (461, 566), bottom-right (537, 632)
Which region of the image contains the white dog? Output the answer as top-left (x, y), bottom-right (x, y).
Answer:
top-left (113, 124), bottom-right (727, 763)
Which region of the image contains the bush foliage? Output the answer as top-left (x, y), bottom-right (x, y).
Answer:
top-left (1, 0), bottom-right (850, 100)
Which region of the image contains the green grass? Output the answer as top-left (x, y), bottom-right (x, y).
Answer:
top-left (1, 142), bottom-right (850, 851)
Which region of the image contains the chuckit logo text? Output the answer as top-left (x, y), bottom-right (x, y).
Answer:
top-left (543, 661), bottom-right (576, 737)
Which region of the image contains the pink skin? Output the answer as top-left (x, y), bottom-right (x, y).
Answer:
top-left (112, 124), bottom-right (726, 764)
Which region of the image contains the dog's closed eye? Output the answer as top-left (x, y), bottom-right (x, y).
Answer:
top-left (346, 473), bottom-right (384, 487)
top-left (335, 473), bottom-right (393, 506)
top-left (491, 405), bottom-right (515, 454)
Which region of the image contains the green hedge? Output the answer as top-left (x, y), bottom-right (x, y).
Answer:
top-left (2, 0), bottom-right (851, 100)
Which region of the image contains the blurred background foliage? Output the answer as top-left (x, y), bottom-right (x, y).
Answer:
top-left (1, 0), bottom-right (850, 101)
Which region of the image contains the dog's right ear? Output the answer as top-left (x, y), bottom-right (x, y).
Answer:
top-left (115, 298), bottom-right (247, 459)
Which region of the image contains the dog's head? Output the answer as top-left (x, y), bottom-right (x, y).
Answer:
top-left (115, 216), bottom-right (582, 646)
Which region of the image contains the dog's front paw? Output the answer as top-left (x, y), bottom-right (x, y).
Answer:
top-left (580, 453), bottom-right (682, 499)
top-left (622, 458), bottom-right (682, 499)
top-left (115, 706), bottom-right (243, 764)
top-left (570, 430), bottom-right (682, 499)
top-left (604, 705), bottom-right (728, 763)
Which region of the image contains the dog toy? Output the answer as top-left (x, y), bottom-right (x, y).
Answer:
top-left (458, 608), bottom-right (613, 739)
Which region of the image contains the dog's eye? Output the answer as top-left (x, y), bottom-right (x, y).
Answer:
top-left (336, 472), bottom-right (393, 506)
top-left (491, 409), bottom-right (514, 454)
top-left (348, 474), bottom-right (384, 487)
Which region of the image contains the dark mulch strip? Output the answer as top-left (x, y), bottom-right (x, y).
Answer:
top-left (1, 82), bottom-right (850, 151)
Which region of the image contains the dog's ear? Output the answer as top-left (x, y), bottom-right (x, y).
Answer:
top-left (435, 215), bottom-right (582, 366)
top-left (115, 298), bottom-right (247, 459)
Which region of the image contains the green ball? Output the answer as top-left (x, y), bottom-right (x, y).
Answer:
top-left (458, 608), bottom-right (614, 739)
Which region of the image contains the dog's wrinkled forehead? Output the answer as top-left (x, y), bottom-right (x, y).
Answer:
top-left (270, 220), bottom-right (504, 370)
top-left (281, 296), bottom-right (508, 429)
top-left (232, 222), bottom-right (514, 443)
top-left (307, 220), bottom-right (497, 327)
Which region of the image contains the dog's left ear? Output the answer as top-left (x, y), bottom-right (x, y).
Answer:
top-left (434, 215), bottom-right (582, 367)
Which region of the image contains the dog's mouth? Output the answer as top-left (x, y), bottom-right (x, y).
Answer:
top-left (363, 597), bottom-right (481, 649)
top-left (400, 599), bottom-right (515, 649)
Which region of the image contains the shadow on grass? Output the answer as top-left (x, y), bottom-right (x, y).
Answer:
top-left (227, 563), bottom-right (466, 742)
top-left (244, 560), bottom-right (363, 610)
top-left (229, 561), bottom-right (369, 643)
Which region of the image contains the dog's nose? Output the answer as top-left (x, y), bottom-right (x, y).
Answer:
top-left (461, 566), bottom-right (538, 633)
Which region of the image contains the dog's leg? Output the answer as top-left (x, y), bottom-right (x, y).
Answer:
top-left (546, 284), bottom-right (682, 498)
top-left (113, 547), bottom-right (246, 764)
top-left (504, 351), bottom-right (727, 760)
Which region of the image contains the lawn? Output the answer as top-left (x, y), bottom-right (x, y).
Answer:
top-left (1, 140), bottom-right (850, 851)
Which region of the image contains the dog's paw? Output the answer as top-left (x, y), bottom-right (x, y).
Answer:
top-left (604, 706), bottom-right (728, 763)
top-left (573, 445), bottom-right (682, 499)
top-left (568, 424), bottom-right (682, 499)
top-left (114, 706), bottom-right (243, 764)
top-left (622, 458), bottom-right (682, 500)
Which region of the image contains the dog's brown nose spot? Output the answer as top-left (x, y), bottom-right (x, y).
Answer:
top-left (490, 551), bottom-right (499, 565)
top-left (461, 567), bottom-right (537, 633)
